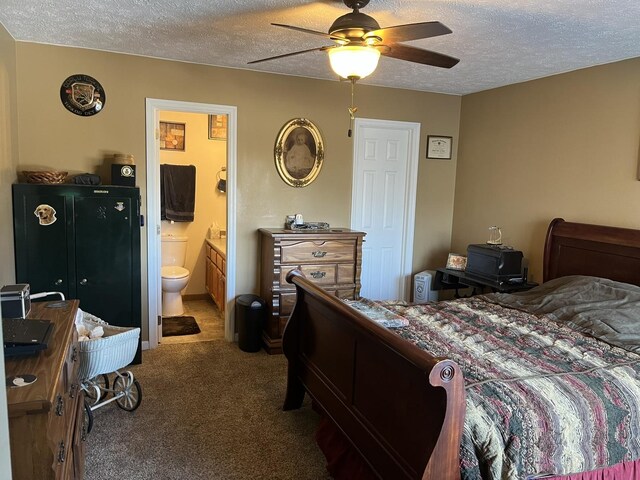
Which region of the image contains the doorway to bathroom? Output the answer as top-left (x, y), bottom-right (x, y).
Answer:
top-left (145, 99), bottom-right (237, 349)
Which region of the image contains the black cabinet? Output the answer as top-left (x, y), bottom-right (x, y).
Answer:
top-left (12, 184), bottom-right (142, 363)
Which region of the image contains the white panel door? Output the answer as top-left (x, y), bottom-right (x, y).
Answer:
top-left (351, 119), bottom-right (420, 300)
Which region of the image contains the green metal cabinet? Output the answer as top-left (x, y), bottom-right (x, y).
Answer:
top-left (12, 184), bottom-right (142, 363)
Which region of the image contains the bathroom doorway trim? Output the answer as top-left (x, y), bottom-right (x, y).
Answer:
top-left (145, 98), bottom-right (237, 348)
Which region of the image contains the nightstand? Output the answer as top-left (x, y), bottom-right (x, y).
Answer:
top-left (433, 268), bottom-right (538, 297)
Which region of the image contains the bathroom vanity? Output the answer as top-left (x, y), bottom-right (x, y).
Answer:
top-left (205, 238), bottom-right (226, 312)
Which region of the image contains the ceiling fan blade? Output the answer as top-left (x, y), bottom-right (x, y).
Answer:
top-left (381, 44), bottom-right (459, 69)
top-left (271, 23), bottom-right (345, 42)
top-left (365, 21), bottom-right (452, 44)
top-left (248, 46), bottom-right (331, 65)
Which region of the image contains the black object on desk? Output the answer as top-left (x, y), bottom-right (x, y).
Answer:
top-left (466, 244), bottom-right (523, 283)
top-left (3, 318), bottom-right (54, 357)
top-left (433, 268), bottom-right (538, 297)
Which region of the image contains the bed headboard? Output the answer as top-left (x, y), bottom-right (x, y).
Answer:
top-left (543, 218), bottom-right (640, 286)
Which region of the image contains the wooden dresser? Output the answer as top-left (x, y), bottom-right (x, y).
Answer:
top-left (5, 299), bottom-right (85, 480)
top-left (259, 228), bottom-right (366, 354)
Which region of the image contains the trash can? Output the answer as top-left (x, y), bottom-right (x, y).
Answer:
top-left (236, 295), bottom-right (266, 352)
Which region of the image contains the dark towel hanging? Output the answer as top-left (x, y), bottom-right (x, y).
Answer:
top-left (161, 164), bottom-right (196, 222)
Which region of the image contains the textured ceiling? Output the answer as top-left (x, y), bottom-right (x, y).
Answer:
top-left (1, 0), bottom-right (639, 95)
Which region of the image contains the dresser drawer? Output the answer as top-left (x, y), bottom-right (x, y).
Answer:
top-left (215, 252), bottom-right (225, 272)
top-left (278, 287), bottom-right (357, 317)
top-left (280, 264), bottom-right (336, 285)
top-left (336, 287), bottom-right (357, 300)
top-left (54, 395), bottom-right (79, 480)
top-left (65, 334), bottom-right (80, 392)
top-left (280, 240), bottom-right (356, 264)
top-left (279, 292), bottom-right (297, 316)
top-left (279, 264), bottom-right (355, 287)
top-left (48, 390), bottom-right (67, 439)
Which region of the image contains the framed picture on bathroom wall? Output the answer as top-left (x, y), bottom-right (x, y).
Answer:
top-left (160, 121), bottom-right (185, 151)
top-left (208, 114), bottom-right (227, 140)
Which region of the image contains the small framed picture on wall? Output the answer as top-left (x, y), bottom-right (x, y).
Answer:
top-left (208, 114), bottom-right (228, 140)
top-left (160, 121), bottom-right (185, 151)
top-left (426, 135), bottom-right (452, 159)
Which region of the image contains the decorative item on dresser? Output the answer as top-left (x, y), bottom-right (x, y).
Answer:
top-left (6, 299), bottom-right (86, 479)
top-left (259, 228), bottom-right (366, 354)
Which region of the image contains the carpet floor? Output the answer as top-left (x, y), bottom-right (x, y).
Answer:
top-left (162, 316), bottom-right (201, 336)
top-left (84, 340), bottom-right (331, 480)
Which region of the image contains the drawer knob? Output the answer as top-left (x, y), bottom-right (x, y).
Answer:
top-left (80, 278), bottom-right (88, 285)
top-left (54, 278), bottom-right (63, 285)
top-left (312, 251), bottom-right (327, 258)
top-left (56, 395), bottom-right (64, 416)
top-left (310, 271), bottom-right (326, 279)
top-left (57, 441), bottom-right (66, 463)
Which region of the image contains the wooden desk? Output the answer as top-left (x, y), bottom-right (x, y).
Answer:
top-left (433, 268), bottom-right (538, 297)
top-left (5, 300), bottom-right (85, 479)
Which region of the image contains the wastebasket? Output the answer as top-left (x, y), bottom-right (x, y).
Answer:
top-left (236, 294), bottom-right (266, 352)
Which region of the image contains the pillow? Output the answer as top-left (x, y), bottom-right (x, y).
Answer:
top-left (487, 275), bottom-right (640, 354)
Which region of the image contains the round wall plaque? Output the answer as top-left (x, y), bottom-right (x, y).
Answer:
top-left (60, 74), bottom-right (106, 116)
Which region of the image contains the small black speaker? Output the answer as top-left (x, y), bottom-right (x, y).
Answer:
top-left (111, 164), bottom-right (136, 186)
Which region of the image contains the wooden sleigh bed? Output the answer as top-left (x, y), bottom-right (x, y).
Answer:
top-left (281, 218), bottom-right (640, 480)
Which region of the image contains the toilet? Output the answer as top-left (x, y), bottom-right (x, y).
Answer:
top-left (161, 234), bottom-right (190, 317)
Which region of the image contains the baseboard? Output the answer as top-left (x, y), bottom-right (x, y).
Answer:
top-left (182, 293), bottom-right (210, 301)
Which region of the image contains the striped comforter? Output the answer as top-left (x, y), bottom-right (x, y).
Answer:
top-left (371, 279), bottom-right (640, 479)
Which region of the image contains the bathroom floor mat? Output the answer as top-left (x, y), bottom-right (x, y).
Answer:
top-left (162, 316), bottom-right (201, 337)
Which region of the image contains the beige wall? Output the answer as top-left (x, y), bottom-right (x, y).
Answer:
top-left (0, 21), bottom-right (16, 480)
top-left (0, 27), bottom-right (18, 286)
top-left (11, 42), bottom-right (461, 339)
top-left (453, 58), bottom-right (640, 283)
top-left (7, 42), bottom-right (640, 325)
top-left (159, 110), bottom-right (227, 295)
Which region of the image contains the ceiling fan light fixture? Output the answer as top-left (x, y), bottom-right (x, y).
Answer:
top-left (328, 45), bottom-right (380, 80)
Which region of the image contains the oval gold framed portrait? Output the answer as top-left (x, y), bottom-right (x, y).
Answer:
top-left (274, 118), bottom-right (324, 187)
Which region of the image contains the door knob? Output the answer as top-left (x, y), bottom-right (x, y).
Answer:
top-left (80, 278), bottom-right (88, 285)
top-left (54, 279), bottom-right (63, 285)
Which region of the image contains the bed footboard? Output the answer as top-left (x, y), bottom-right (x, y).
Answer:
top-left (282, 270), bottom-right (465, 480)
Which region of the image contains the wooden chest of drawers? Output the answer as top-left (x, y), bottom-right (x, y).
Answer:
top-left (259, 228), bottom-right (366, 354)
top-left (6, 299), bottom-right (85, 480)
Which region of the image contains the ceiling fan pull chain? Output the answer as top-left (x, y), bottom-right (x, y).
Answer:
top-left (348, 78), bottom-right (358, 137)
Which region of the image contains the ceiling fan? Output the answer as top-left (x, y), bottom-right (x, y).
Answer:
top-left (249, 0), bottom-right (459, 80)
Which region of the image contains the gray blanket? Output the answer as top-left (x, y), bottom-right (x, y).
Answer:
top-left (486, 275), bottom-right (640, 354)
